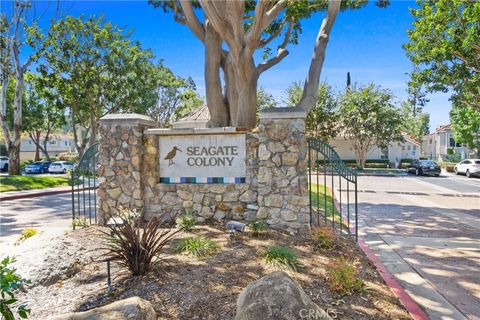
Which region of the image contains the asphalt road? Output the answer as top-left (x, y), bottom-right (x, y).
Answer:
top-left (354, 172), bottom-right (479, 320)
top-left (0, 193), bottom-right (72, 252)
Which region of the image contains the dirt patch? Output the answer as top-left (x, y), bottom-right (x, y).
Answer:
top-left (17, 224), bottom-right (411, 320)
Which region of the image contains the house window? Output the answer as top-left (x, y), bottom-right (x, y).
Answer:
top-left (413, 145), bottom-right (417, 151)
top-left (402, 146), bottom-right (405, 151)
top-left (449, 135), bottom-right (459, 147)
top-left (407, 146), bottom-right (411, 151)
top-left (65, 141), bottom-right (68, 146)
top-left (380, 147), bottom-right (389, 160)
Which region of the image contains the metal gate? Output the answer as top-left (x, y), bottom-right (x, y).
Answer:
top-left (71, 143), bottom-right (99, 230)
top-left (307, 138), bottom-right (358, 240)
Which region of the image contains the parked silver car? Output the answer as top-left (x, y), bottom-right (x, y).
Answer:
top-left (48, 161), bottom-right (77, 174)
top-left (454, 159), bottom-right (480, 178)
top-left (0, 156), bottom-right (8, 172)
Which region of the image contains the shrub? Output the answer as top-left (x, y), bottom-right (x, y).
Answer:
top-left (176, 211), bottom-right (197, 231)
top-left (58, 152), bottom-right (78, 162)
top-left (248, 220), bottom-right (268, 237)
top-left (0, 256), bottom-right (31, 319)
top-left (103, 208), bottom-right (181, 276)
top-left (311, 227), bottom-right (335, 250)
top-left (173, 236), bottom-right (220, 258)
top-left (327, 257), bottom-right (364, 296)
top-left (446, 165), bottom-right (455, 173)
top-left (15, 228), bottom-right (37, 245)
top-left (72, 217), bottom-right (89, 228)
top-left (262, 246), bottom-right (303, 272)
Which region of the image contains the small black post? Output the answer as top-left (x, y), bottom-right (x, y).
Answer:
top-left (107, 260), bottom-right (112, 291)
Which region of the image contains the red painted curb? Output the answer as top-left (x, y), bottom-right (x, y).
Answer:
top-left (357, 237), bottom-right (430, 320)
top-left (0, 187), bottom-right (97, 201)
top-left (317, 183), bottom-right (430, 320)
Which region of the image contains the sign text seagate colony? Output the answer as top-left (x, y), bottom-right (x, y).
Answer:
top-left (186, 146), bottom-right (238, 167)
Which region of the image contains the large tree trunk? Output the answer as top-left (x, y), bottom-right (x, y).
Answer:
top-left (8, 75), bottom-right (24, 175)
top-left (204, 22), bottom-right (229, 127)
top-left (7, 144), bottom-right (21, 175)
top-left (233, 54), bottom-right (257, 128)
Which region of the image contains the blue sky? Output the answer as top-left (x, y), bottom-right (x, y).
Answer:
top-left (1, 0), bottom-right (451, 131)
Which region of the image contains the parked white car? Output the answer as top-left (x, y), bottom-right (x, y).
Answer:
top-left (454, 159), bottom-right (480, 178)
top-left (0, 156), bottom-right (8, 172)
top-left (48, 161), bottom-right (76, 174)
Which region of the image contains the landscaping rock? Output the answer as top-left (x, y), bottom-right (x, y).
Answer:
top-left (52, 296), bottom-right (156, 320)
top-left (235, 272), bottom-right (331, 320)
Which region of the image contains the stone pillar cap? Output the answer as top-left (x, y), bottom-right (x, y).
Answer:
top-left (100, 113), bottom-right (157, 127)
top-left (259, 107), bottom-right (307, 119)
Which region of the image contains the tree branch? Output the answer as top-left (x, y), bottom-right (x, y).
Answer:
top-left (246, 0), bottom-right (270, 48)
top-left (258, 17), bottom-right (287, 48)
top-left (297, 0), bottom-right (341, 112)
top-left (260, 0), bottom-right (287, 33)
top-left (200, 0), bottom-right (234, 47)
top-left (256, 48), bottom-right (288, 74)
top-left (180, 0), bottom-right (205, 43)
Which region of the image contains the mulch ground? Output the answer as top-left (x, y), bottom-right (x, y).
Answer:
top-left (19, 224), bottom-right (411, 319)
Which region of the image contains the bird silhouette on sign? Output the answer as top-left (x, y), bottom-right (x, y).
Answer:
top-left (164, 146), bottom-right (182, 166)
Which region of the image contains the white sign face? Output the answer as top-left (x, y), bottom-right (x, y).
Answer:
top-left (159, 134), bottom-right (246, 184)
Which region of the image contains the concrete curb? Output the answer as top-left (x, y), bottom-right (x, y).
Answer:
top-left (0, 187), bottom-right (97, 201)
top-left (321, 185), bottom-right (430, 320)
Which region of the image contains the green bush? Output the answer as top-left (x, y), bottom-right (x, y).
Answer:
top-left (176, 212), bottom-right (197, 232)
top-left (0, 256), bottom-right (31, 319)
top-left (248, 220), bottom-right (268, 237)
top-left (262, 246), bottom-right (303, 272)
top-left (173, 236), bottom-right (220, 258)
top-left (327, 257), bottom-right (364, 296)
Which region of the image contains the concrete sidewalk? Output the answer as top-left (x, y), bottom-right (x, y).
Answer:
top-left (355, 175), bottom-right (479, 320)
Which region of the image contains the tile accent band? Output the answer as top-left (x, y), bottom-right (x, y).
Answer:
top-left (159, 177), bottom-right (246, 184)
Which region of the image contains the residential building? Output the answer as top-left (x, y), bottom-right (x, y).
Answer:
top-left (421, 124), bottom-right (475, 161)
top-left (20, 132), bottom-right (75, 160)
top-left (329, 134), bottom-right (421, 166)
top-left (173, 105), bottom-right (210, 129)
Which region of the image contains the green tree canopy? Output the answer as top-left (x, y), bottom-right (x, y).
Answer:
top-left (404, 0), bottom-right (480, 109)
top-left (39, 15), bottom-right (159, 156)
top-left (284, 82), bottom-right (338, 140)
top-left (338, 84), bottom-right (403, 167)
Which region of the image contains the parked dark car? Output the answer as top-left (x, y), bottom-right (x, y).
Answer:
top-left (407, 159), bottom-right (441, 177)
top-left (25, 161), bottom-right (52, 174)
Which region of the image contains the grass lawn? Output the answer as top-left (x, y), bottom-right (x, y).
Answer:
top-left (310, 183), bottom-right (347, 228)
top-left (0, 175), bottom-right (72, 192)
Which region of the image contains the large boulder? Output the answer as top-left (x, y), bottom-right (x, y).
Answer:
top-left (235, 272), bottom-right (332, 320)
top-left (53, 296), bottom-right (156, 320)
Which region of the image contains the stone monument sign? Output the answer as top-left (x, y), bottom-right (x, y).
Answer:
top-left (159, 133), bottom-right (246, 184)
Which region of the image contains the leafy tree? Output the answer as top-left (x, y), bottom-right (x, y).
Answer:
top-left (404, 0), bottom-right (480, 110)
top-left (257, 87), bottom-right (278, 111)
top-left (1, 0), bottom-right (48, 175)
top-left (338, 84), bottom-right (403, 167)
top-left (39, 15), bottom-right (159, 157)
top-left (400, 101), bottom-right (429, 142)
top-left (284, 82), bottom-right (338, 140)
top-left (137, 61), bottom-right (204, 126)
top-left (150, 0), bottom-right (388, 128)
top-left (23, 73), bottom-right (66, 161)
top-left (450, 104), bottom-right (480, 152)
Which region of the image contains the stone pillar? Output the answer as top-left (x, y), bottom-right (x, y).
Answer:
top-left (257, 108), bottom-right (310, 233)
top-left (98, 114), bottom-right (157, 224)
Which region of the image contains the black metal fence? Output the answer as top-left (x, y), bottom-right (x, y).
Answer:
top-left (71, 143), bottom-right (99, 229)
top-left (307, 138), bottom-right (358, 240)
